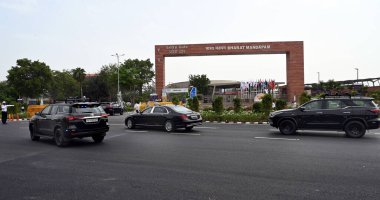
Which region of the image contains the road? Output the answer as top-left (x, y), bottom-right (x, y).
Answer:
top-left (1, 114), bottom-right (380, 200)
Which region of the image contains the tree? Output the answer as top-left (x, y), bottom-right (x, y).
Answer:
top-left (83, 75), bottom-right (109, 102)
top-left (119, 59), bottom-right (155, 96)
top-left (72, 67), bottom-right (86, 97)
top-left (0, 81), bottom-right (18, 103)
top-left (7, 58), bottom-right (52, 98)
top-left (189, 74), bottom-right (210, 95)
top-left (49, 70), bottom-right (79, 101)
top-left (212, 96), bottom-right (224, 114)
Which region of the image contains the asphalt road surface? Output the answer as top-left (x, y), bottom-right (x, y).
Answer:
top-left (1, 115), bottom-right (380, 200)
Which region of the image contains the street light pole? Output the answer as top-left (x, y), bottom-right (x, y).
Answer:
top-left (111, 53), bottom-right (125, 105)
top-left (317, 72), bottom-right (320, 83)
top-left (354, 68), bottom-right (359, 81)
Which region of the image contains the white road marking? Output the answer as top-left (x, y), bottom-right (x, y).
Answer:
top-left (105, 134), bottom-right (126, 139)
top-left (254, 137), bottom-right (300, 141)
top-left (125, 130), bottom-right (148, 133)
top-left (170, 133), bottom-right (201, 136)
top-left (373, 133), bottom-right (380, 135)
top-left (108, 124), bottom-right (125, 126)
top-left (194, 126), bottom-right (218, 129)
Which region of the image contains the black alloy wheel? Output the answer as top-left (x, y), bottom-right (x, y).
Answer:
top-left (279, 120), bottom-right (297, 135)
top-left (54, 128), bottom-right (68, 147)
top-left (185, 126), bottom-right (193, 131)
top-left (345, 121), bottom-right (366, 138)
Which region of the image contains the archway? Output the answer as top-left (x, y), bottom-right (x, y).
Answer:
top-left (155, 41), bottom-right (304, 102)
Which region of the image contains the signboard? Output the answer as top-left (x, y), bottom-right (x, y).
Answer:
top-left (163, 88), bottom-right (188, 93)
top-left (190, 87), bottom-right (197, 98)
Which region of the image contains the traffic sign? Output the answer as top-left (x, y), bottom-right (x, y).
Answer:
top-left (190, 87), bottom-right (197, 98)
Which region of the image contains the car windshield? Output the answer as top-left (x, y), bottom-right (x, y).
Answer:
top-left (170, 105), bottom-right (193, 114)
top-left (72, 104), bottom-right (105, 114)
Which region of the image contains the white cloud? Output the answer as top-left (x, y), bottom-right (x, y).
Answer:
top-left (0, 0), bottom-right (39, 14)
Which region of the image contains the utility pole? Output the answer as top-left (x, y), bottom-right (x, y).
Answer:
top-left (111, 53), bottom-right (125, 105)
top-left (317, 72), bottom-right (320, 83)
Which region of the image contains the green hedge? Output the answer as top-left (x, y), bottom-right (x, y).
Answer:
top-left (201, 110), bottom-right (267, 123)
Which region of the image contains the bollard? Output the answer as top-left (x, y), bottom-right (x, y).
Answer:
top-left (16, 114), bottom-right (19, 121)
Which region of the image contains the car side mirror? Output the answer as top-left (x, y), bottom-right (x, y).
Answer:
top-left (35, 112), bottom-right (41, 116)
top-left (299, 107), bottom-right (306, 111)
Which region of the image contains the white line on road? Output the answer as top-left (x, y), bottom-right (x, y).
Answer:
top-left (373, 133), bottom-right (380, 135)
top-left (106, 134), bottom-right (126, 139)
top-left (125, 130), bottom-right (149, 133)
top-left (254, 137), bottom-right (300, 141)
top-left (170, 133), bottom-right (201, 136)
top-left (194, 126), bottom-right (218, 129)
top-left (108, 124), bottom-right (125, 126)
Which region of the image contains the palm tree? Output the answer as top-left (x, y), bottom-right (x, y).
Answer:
top-left (72, 67), bottom-right (86, 97)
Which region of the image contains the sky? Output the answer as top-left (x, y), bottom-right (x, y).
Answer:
top-left (1, 0), bottom-right (379, 85)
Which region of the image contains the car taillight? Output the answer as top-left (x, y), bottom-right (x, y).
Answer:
top-left (180, 114), bottom-right (188, 120)
top-left (65, 116), bottom-right (76, 121)
top-left (101, 114), bottom-right (108, 118)
top-left (370, 109), bottom-right (380, 114)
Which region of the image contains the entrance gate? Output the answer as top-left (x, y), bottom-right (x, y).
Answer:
top-left (155, 41), bottom-right (304, 102)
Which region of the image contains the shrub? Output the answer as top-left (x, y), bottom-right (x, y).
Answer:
top-left (212, 96), bottom-right (224, 114)
top-left (252, 102), bottom-right (262, 113)
top-left (299, 92), bottom-right (311, 105)
top-left (275, 99), bottom-right (287, 110)
top-left (192, 96), bottom-right (200, 112)
top-left (261, 94), bottom-right (273, 114)
top-left (172, 96), bottom-right (180, 105)
top-left (233, 98), bottom-right (242, 113)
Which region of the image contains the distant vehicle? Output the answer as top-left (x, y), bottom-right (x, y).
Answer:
top-left (100, 102), bottom-right (124, 116)
top-left (125, 105), bottom-right (202, 132)
top-left (269, 95), bottom-right (380, 138)
top-left (29, 102), bottom-right (109, 147)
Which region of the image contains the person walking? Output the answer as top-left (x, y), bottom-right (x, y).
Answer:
top-left (2, 101), bottom-right (14, 124)
top-left (134, 101), bottom-right (140, 113)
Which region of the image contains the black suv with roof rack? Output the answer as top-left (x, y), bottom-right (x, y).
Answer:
top-left (269, 95), bottom-right (380, 138)
top-left (29, 102), bottom-right (109, 147)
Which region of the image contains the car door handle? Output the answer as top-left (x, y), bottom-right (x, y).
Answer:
top-left (316, 112), bottom-right (323, 114)
top-left (343, 112), bottom-right (351, 114)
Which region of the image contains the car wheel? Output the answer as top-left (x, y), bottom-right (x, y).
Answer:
top-left (30, 125), bottom-right (40, 141)
top-left (279, 120), bottom-right (297, 135)
top-left (126, 118), bottom-right (135, 129)
top-left (185, 126), bottom-right (193, 131)
top-left (164, 120), bottom-right (175, 132)
top-left (92, 135), bottom-right (105, 143)
top-left (345, 121), bottom-right (366, 138)
top-left (54, 128), bottom-right (69, 147)
top-left (110, 112), bottom-right (114, 116)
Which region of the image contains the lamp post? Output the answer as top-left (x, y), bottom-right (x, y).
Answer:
top-left (354, 68), bottom-right (359, 81)
top-left (317, 72), bottom-right (320, 83)
top-left (111, 53), bottom-right (125, 105)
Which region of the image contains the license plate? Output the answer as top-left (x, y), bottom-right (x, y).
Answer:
top-left (190, 115), bottom-right (198, 119)
top-left (86, 118), bottom-right (98, 123)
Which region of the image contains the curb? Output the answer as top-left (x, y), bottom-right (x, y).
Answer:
top-left (205, 121), bottom-right (268, 125)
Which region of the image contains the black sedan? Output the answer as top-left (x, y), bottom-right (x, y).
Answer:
top-left (100, 102), bottom-right (124, 116)
top-left (124, 105), bottom-right (202, 132)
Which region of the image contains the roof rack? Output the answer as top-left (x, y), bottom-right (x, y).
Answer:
top-left (320, 93), bottom-right (352, 99)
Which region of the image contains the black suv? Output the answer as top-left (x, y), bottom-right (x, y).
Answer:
top-left (29, 102), bottom-right (109, 147)
top-left (269, 96), bottom-right (380, 138)
top-left (100, 102), bottom-right (124, 116)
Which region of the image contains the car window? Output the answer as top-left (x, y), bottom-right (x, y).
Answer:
top-left (169, 105), bottom-right (193, 114)
top-left (50, 106), bottom-right (58, 115)
top-left (352, 100), bottom-right (377, 108)
top-left (72, 104), bottom-right (104, 114)
top-left (326, 100), bottom-right (345, 109)
top-left (142, 107), bottom-right (153, 114)
top-left (153, 107), bottom-right (167, 114)
top-left (58, 105), bottom-right (70, 114)
top-left (41, 106), bottom-right (52, 115)
top-left (303, 101), bottom-right (322, 110)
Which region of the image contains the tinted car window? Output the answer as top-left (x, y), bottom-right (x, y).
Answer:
top-left (72, 104), bottom-right (104, 114)
top-left (169, 106), bottom-right (193, 114)
top-left (153, 107), bottom-right (167, 114)
top-left (41, 106), bottom-right (52, 115)
top-left (50, 106), bottom-right (59, 115)
top-left (352, 100), bottom-right (377, 108)
top-left (142, 107), bottom-right (153, 114)
top-left (304, 101), bottom-right (322, 110)
top-left (58, 105), bottom-right (70, 114)
top-left (326, 100), bottom-right (346, 109)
